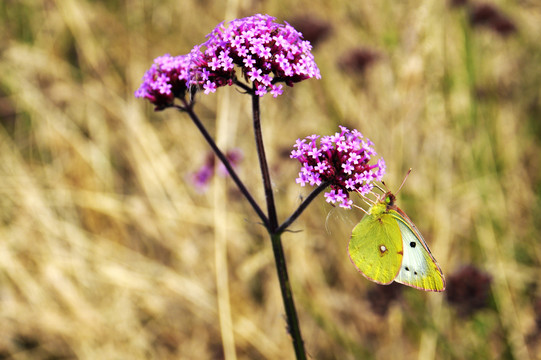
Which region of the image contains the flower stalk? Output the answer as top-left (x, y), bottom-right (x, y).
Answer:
top-left (270, 232), bottom-right (306, 359)
top-left (250, 90), bottom-right (306, 359)
top-left (251, 89), bottom-right (278, 229)
top-left (276, 182), bottom-right (329, 234)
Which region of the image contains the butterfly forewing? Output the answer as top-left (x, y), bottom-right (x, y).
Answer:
top-left (349, 210), bottom-right (404, 285)
top-left (391, 210), bottom-right (446, 292)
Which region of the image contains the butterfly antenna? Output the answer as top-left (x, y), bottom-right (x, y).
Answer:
top-left (395, 168), bottom-right (412, 195)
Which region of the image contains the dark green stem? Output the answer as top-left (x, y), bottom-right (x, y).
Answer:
top-left (251, 90), bottom-right (306, 359)
top-left (276, 182), bottom-right (329, 234)
top-left (180, 100), bottom-right (269, 228)
top-left (251, 92), bottom-right (278, 229)
top-left (270, 233), bottom-right (306, 359)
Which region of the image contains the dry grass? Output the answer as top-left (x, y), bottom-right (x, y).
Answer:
top-left (1, 0), bottom-right (541, 359)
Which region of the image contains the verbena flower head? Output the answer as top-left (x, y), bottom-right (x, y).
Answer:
top-left (290, 126), bottom-right (386, 209)
top-left (135, 54), bottom-right (192, 110)
top-left (191, 14), bottom-right (321, 97)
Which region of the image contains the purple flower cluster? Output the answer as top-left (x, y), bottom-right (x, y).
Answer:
top-left (135, 14), bottom-right (321, 108)
top-left (290, 126), bottom-right (386, 209)
top-left (190, 149), bottom-right (243, 192)
top-left (134, 54), bottom-right (193, 110)
top-left (192, 14), bottom-right (321, 97)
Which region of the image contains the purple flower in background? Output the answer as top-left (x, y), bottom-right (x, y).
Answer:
top-left (191, 14), bottom-right (321, 97)
top-left (339, 47), bottom-right (380, 75)
top-left (287, 15), bottom-right (332, 48)
top-left (291, 126), bottom-right (385, 208)
top-left (469, 3), bottom-right (516, 37)
top-left (446, 265), bottom-right (492, 317)
top-left (190, 149), bottom-right (243, 192)
top-left (135, 54), bottom-right (193, 110)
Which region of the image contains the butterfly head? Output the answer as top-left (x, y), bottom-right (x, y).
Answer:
top-left (383, 191), bottom-right (397, 210)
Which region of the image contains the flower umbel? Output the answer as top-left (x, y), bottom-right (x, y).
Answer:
top-left (191, 14), bottom-right (321, 97)
top-left (291, 126), bottom-right (385, 208)
top-left (135, 54), bottom-right (193, 110)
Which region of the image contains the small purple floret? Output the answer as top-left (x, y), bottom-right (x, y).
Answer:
top-left (291, 126), bottom-right (386, 209)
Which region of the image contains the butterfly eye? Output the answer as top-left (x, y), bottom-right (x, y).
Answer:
top-left (385, 196), bottom-right (391, 204)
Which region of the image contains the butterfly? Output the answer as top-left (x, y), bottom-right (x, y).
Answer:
top-left (348, 174), bottom-right (445, 292)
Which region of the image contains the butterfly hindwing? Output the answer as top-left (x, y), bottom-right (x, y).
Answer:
top-left (391, 210), bottom-right (445, 292)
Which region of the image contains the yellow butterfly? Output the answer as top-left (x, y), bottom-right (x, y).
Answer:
top-left (348, 174), bottom-right (445, 292)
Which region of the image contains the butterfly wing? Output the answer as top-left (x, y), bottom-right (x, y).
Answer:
top-left (349, 211), bottom-right (404, 285)
top-left (391, 210), bottom-right (446, 292)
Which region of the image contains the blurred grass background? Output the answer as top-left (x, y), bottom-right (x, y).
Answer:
top-left (1, 0), bottom-right (541, 359)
